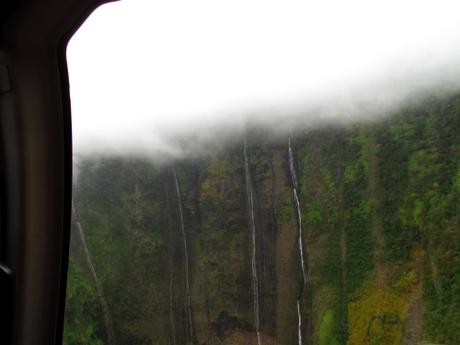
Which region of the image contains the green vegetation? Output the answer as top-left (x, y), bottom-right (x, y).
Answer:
top-left (317, 310), bottom-right (341, 345)
top-left (64, 262), bottom-right (104, 345)
top-left (65, 96), bottom-right (460, 344)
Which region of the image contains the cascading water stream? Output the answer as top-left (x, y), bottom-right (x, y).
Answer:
top-left (288, 137), bottom-right (307, 284)
top-left (172, 168), bottom-right (194, 344)
top-left (293, 188), bottom-right (307, 285)
top-left (288, 137), bottom-right (306, 345)
top-left (297, 301), bottom-right (303, 345)
top-left (243, 141), bottom-right (262, 345)
top-left (73, 205), bottom-right (117, 345)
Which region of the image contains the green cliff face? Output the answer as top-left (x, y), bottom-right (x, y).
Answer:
top-left (64, 96), bottom-right (460, 345)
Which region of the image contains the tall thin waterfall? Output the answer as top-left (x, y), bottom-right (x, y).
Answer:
top-left (73, 205), bottom-right (117, 345)
top-left (172, 168), bottom-right (194, 344)
top-left (297, 301), bottom-right (303, 345)
top-left (243, 142), bottom-right (262, 345)
top-left (288, 137), bottom-right (306, 345)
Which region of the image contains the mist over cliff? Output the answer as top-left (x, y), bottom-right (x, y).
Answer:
top-left (65, 93), bottom-right (460, 345)
top-left (65, 1), bottom-right (460, 345)
top-left (68, 0), bottom-right (460, 160)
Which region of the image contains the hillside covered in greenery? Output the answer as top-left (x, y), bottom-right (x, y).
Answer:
top-left (64, 95), bottom-right (459, 345)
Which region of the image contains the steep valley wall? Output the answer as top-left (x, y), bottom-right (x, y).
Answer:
top-left (65, 96), bottom-right (460, 345)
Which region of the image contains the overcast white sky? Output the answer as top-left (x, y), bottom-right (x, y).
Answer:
top-left (68, 0), bottom-right (460, 158)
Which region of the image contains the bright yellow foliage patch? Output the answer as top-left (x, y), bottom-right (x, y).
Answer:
top-left (347, 271), bottom-right (419, 345)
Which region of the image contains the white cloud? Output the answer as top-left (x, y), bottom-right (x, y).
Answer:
top-left (67, 0), bottom-right (460, 158)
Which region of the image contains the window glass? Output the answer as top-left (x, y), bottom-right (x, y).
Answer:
top-left (64, 1), bottom-right (460, 344)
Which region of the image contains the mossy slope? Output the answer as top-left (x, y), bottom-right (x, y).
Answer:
top-left (65, 96), bottom-right (460, 345)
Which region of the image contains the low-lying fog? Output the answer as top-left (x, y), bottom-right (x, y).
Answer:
top-left (67, 0), bottom-right (460, 160)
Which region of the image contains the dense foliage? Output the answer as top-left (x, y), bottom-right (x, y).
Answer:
top-left (65, 96), bottom-right (459, 345)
